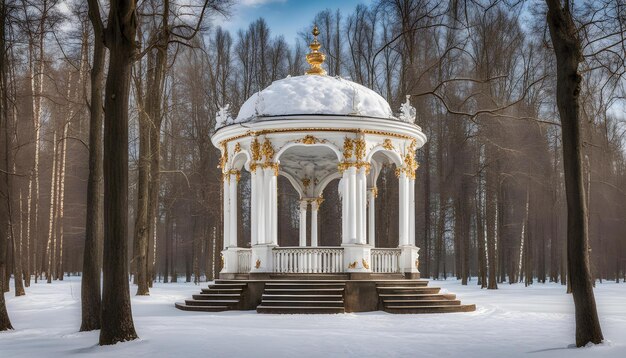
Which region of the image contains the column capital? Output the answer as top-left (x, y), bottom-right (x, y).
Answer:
top-left (299, 199), bottom-right (309, 211)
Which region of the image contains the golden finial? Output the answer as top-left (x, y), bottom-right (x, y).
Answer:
top-left (305, 25), bottom-right (326, 76)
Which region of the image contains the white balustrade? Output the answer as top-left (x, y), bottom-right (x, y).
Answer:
top-left (237, 249), bottom-right (252, 273)
top-left (273, 247), bottom-right (344, 273)
top-left (371, 248), bottom-right (401, 273)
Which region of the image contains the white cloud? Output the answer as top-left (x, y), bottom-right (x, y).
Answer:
top-left (240, 0), bottom-right (287, 7)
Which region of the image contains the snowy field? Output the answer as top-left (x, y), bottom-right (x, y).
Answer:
top-left (1, 277), bottom-right (625, 358)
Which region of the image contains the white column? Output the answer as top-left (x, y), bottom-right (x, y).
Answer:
top-left (229, 170), bottom-right (238, 247)
top-left (398, 171), bottom-right (409, 246)
top-left (265, 165), bottom-right (278, 246)
top-left (311, 199), bottom-right (320, 247)
top-left (299, 200), bottom-right (308, 247)
top-left (256, 167), bottom-right (266, 244)
top-left (358, 166), bottom-right (368, 244)
top-left (348, 166), bottom-right (357, 243)
top-left (341, 172), bottom-right (349, 244)
top-left (222, 174), bottom-right (230, 249)
top-left (409, 178), bottom-right (416, 246)
top-left (250, 169), bottom-right (258, 246)
top-left (367, 188), bottom-right (376, 246)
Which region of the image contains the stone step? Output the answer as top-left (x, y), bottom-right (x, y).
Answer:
top-left (201, 288), bottom-right (243, 294)
top-left (192, 293), bottom-right (242, 300)
top-left (209, 283), bottom-right (247, 288)
top-left (376, 287), bottom-right (440, 294)
top-left (378, 293), bottom-right (457, 301)
top-left (257, 305), bottom-right (345, 314)
top-left (375, 280), bottom-right (429, 287)
top-left (383, 299), bottom-right (461, 306)
top-left (383, 304), bottom-right (476, 314)
top-left (265, 282), bottom-right (346, 289)
top-left (185, 299), bottom-right (239, 306)
top-left (260, 300), bottom-right (344, 307)
top-left (175, 302), bottom-right (230, 312)
top-left (262, 294), bottom-right (343, 301)
top-left (264, 288), bottom-right (344, 295)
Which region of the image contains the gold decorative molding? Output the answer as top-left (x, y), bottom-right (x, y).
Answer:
top-left (255, 259), bottom-right (261, 269)
top-left (302, 177), bottom-right (311, 189)
top-left (297, 135), bottom-right (323, 145)
top-left (218, 142), bottom-right (228, 171)
top-left (220, 254), bottom-right (224, 269)
top-left (371, 186), bottom-right (378, 198)
top-left (355, 138), bottom-right (366, 160)
top-left (220, 127), bottom-right (418, 144)
top-left (362, 258), bottom-right (370, 270)
top-left (223, 169), bottom-right (241, 182)
top-left (415, 258), bottom-right (419, 270)
top-left (261, 138), bottom-right (275, 161)
top-left (233, 142), bottom-right (241, 154)
top-left (348, 261), bottom-right (358, 269)
top-left (343, 137), bottom-right (354, 159)
top-left (338, 161), bottom-right (371, 174)
top-left (251, 137), bottom-right (262, 161)
top-left (382, 138), bottom-right (394, 150)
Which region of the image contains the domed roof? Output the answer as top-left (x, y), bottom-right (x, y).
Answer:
top-left (235, 75), bottom-right (395, 122)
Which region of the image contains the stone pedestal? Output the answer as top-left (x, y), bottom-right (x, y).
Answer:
top-left (342, 244), bottom-right (372, 273)
top-left (399, 245), bottom-right (420, 275)
top-left (221, 247), bottom-right (242, 274)
top-left (250, 244), bottom-right (277, 273)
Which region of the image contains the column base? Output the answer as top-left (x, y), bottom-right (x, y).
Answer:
top-left (342, 244), bottom-right (372, 273)
top-left (250, 244), bottom-right (278, 273)
top-left (399, 245), bottom-right (420, 274)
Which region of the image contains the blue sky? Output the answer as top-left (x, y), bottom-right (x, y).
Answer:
top-left (215, 0), bottom-right (373, 44)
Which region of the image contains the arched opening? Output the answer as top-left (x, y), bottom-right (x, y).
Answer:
top-left (276, 144), bottom-right (341, 247)
top-left (371, 151), bottom-right (401, 248)
top-left (318, 178), bottom-right (341, 246)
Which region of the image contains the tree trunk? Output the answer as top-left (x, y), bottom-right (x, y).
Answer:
top-left (98, 0), bottom-right (139, 345)
top-left (0, 1), bottom-right (14, 326)
top-left (546, 0), bottom-right (604, 346)
top-left (81, 1), bottom-right (105, 331)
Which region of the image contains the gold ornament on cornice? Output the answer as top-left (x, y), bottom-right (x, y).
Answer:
top-left (355, 138), bottom-right (366, 160)
top-left (218, 142), bottom-right (228, 171)
top-left (261, 138), bottom-right (275, 161)
top-left (251, 137), bottom-right (262, 162)
top-left (343, 138), bottom-right (354, 159)
top-left (305, 25), bottom-right (326, 76)
top-left (298, 135), bottom-right (321, 145)
top-left (382, 138), bottom-right (394, 150)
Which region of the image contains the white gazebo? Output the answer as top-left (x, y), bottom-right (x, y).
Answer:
top-left (212, 27), bottom-right (427, 280)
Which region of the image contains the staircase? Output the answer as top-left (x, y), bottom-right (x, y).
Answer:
top-left (175, 280), bottom-right (247, 312)
top-left (377, 280), bottom-right (476, 313)
top-left (256, 281), bottom-right (346, 314)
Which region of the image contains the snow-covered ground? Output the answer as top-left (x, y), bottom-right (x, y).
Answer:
top-left (1, 277), bottom-right (625, 357)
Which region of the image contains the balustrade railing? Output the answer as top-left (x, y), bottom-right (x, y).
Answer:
top-left (237, 249), bottom-right (252, 273)
top-left (273, 247), bottom-right (344, 273)
top-left (371, 248), bottom-right (401, 273)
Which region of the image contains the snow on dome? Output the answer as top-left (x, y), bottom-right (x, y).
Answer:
top-left (235, 75), bottom-right (395, 122)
